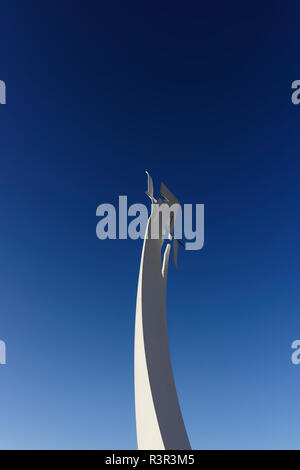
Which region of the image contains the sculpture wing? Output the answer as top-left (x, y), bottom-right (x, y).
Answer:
top-left (145, 171), bottom-right (156, 202)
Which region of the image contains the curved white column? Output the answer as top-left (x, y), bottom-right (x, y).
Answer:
top-left (134, 176), bottom-right (191, 450)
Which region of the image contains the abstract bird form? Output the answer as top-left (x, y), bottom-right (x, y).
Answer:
top-left (134, 172), bottom-right (191, 450)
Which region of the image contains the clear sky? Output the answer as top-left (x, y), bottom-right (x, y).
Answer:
top-left (0, 1), bottom-right (300, 449)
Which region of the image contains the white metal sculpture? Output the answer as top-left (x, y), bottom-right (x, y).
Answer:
top-left (134, 172), bottom-right (191, 450)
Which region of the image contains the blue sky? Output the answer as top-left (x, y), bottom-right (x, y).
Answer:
top-left (0, 1), bottom-right (300, 449)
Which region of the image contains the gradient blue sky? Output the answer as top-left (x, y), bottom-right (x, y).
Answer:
top-left (1, 1), bottom-right (300, 449)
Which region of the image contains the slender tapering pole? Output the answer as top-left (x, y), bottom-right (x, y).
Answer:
top-left (134, 174), bottom-right (191, 450)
